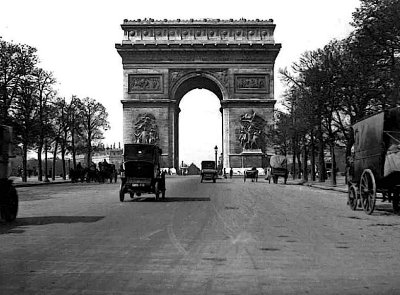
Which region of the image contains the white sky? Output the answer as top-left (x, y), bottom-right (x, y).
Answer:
top-left (0, 0), bottom-right (360, 167)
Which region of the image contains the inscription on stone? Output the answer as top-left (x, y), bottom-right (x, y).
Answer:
top-left (128, 74), bottom-right (163, 93)
top-left (235, 74), bottom-right (269, 93)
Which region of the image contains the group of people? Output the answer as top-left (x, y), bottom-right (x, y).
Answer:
top-left (69, 160), bottom-right (118, 183)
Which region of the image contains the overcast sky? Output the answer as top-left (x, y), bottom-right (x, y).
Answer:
top-left (0, 0), bottom-right (360, 167)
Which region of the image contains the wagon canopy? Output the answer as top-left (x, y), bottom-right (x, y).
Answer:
top-left (270, 155), bottom-right (287, 169)
top-left (352, 106), bottom-right (400, 182)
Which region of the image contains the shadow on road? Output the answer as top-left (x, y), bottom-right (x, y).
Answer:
top-left (0, 216), bottom-right (104, 235)
top-left (129, 197), bottom-right (211, 202)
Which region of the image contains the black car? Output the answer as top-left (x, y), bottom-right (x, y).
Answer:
top-left (119, 143), bottom-right (166, 201)
top-left (200, 160), bottom-right (218, 183)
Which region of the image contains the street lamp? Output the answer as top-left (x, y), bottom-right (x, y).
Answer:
top-left (214, 145), bottom-right (218, 170)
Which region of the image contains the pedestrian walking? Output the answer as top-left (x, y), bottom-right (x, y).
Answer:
top-left (229, 167), bottom-right (233, 179)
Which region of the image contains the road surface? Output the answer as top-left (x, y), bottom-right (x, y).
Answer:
top-left (1, 176), bottom-right (400, 294)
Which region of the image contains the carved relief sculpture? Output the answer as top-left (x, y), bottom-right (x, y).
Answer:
top-left (133, 113), bottom-right (159, 144)
top-left (238, 111), bottom-right (266, 151)
top-left (235, 74), bottom-right (269, 93)
top-left (128, 75), bottom-right (162, 93)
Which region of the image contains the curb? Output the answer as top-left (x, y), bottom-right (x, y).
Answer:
top-left (13, 180), bottom-right (72, 188)
top-left (303, 183), bottom-right (347, 193)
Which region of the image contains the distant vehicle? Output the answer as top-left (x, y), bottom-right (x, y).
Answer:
top-left (244, 167), bottom-right (258, 182)
top-left (0, 125), bottom-right (18, 222)
top-left (119, 143), bottom-right (166, 201)
top-left (200, 161), bottom-right (218, 183)
top-left (348, 107), bottom-right (400, 214)
top-left (269, 154), bottom-right (288, 184)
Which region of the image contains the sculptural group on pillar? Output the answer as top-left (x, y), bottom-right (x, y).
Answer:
top-left (238, 111), bottom-right (266, 150)
top-left (133, 113), bottom-right (159, 144)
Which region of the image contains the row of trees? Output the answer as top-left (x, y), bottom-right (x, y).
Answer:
top-left (0, 37), bottom-right (110, 182)
top-left (272, 0), bottom-right (400, 185)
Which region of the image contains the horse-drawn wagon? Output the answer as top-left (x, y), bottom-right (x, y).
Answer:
top-left (244, 167), bottom-right (258, 182)
top-left (348, 107), bottom-right (400, 214)
top-left (119, 143), bottom-right (165, 201)
top-left (269, 154), bottom-right (288, 184)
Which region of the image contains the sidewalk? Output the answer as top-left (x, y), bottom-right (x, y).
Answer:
top-left (10, 176), bottom-right (71, 188)
top-left (286, 175), bottom-right (348, 193)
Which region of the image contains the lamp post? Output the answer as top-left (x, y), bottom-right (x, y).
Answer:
top-left (214, 145), bottom-right (218, 170)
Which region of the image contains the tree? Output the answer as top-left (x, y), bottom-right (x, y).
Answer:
top-left (352, 0), bottom-right (400, 107)
top-left (11, 74), bottom-right (40, 182)
top-left (78, 97), bottom-right (110, 167)
top-left (0, 39), bottom-right (38, 125)
top-left (32, 68), bottom-right (56, 181)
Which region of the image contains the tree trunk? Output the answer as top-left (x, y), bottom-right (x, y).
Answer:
top-left (310, 130), bottom-right (316, 181)
top-left (37, 145), bottom-right (43, 181)
top-left (86, 130), bottom-right (92, 168)
top-left (302, 136), bottom-right (308, 182)
top-left (61, 144), bottom-right (66, 180)
top-left (317, 123), bottom-right (326, 182)
top-left (22, 144), bottom-right (28, 182)
top-left (292, 140), bottom-right (296, 180)
top-left (71, 129), bottom-right (77, 169)
top-left (52, 140), bottom-right (58, 180)
top-left (44, 140), bottom-right (49, 182)
top-left (330, 143), bottom-right (337, 186)
top-left (296, 147), bottom-right (302, 179)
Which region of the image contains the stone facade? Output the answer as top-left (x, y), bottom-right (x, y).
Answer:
top-left (115, 19), bottom-right (281, 169)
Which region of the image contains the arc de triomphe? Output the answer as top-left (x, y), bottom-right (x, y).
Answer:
top-left (115, 18), bottom-right (281, 170)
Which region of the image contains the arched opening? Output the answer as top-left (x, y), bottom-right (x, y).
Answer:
top-left (179, 89), bottom-right (222, 173)
top-left (173, 73), bottom-right (225, 174)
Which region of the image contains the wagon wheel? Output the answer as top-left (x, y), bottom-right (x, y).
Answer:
top-left (119, 183), bottom-right (125, 202)
top-left (392, 191), bottom-right (399, 214)
top-left (360, 169), bottom-right (376, 215)
top-left (155, 181), bottom-right (160, 201)
top-left (347, 184), bottom-right (358, 211)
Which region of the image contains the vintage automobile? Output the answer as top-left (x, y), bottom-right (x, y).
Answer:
top-left (244, 167), bottom-right (258, 182)
top-left (348, 107), bottom-right (400, 215)
top-left (200, 160), bottom-right (218, 183)
top-left (0, 125), bottom-right (18, 222)
top-left (119, 143), bottom-right (166, 201)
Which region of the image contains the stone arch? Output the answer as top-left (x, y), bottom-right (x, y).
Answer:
top-left (171, 72), bottom-right (227, 170)
top-left (171, 71), bottom-right (228, 103)
top-left (116, 18), bottom-right (281, 170)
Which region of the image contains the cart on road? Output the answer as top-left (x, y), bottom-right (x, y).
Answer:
top-left (348, 107), bottom-right (400, 215)
top-left (269, 154), bottom-right (288, 184)
top-left (244, 167), bottom-right (258, 182)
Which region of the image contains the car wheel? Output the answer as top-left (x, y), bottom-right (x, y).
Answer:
top-left (0, 186), bottom-right (18, 222)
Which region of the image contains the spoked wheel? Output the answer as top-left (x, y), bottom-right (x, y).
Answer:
top-left (155, 182), bottom-right (160, 201)
top-left (119, 183), bottom-right (125, 202)
top-left (347, 184), bottom-right (358, 211)
top-left (360, 169), bottom-right (376, 215)
top-left (392, 191), bottom-right (399, 214)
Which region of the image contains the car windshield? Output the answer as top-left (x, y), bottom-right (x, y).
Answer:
top-left (124, 145), bottom-right (154, 161)
top-left (201, 161), bottom-right (215, 169)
